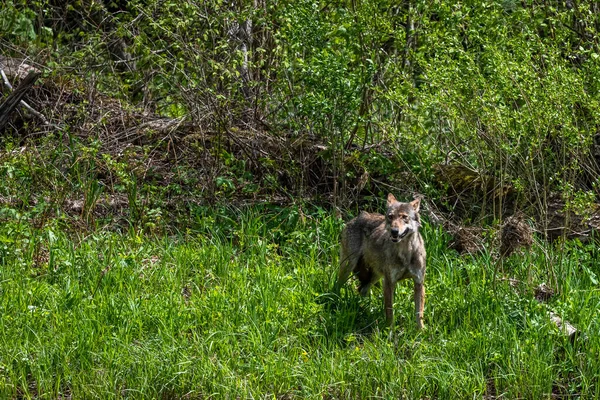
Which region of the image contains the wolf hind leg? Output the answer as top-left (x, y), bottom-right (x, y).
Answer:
top-left (358, 279), bottom-right (375, 296)
top-left (356, 261), bottom-right (377, 296)
top-left (336, 241), bottom-right (359, 292)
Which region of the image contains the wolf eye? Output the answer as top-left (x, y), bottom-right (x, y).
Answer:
top-left (387, 214), bottom-right (393, 220)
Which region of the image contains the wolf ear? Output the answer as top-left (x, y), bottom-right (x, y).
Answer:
top-left (410, 197), bottom-right (421, 213)
top-left (387, 193), bottom-right (397, 205)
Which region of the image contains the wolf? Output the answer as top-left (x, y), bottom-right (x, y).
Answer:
top-left (337, 194), bottom-right (426, 331)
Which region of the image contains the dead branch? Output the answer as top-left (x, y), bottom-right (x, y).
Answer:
top-left (0, 71), bottom-right (41, 129)
top-left (1, 66), bottom-right (58, 128)
top-left (534, 283), bottom-right (579, 342)
top-left (549, 311), bottom-right (579, 342)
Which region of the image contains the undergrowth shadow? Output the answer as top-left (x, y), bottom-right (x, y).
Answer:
top-left (315, 288), bottom-right (384, 345)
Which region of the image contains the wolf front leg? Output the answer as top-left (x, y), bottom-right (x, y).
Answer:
top-left (383, 276), bottom-right (397, 341)
top-left (383, 277), bottom-right (396, 324)
top-left (413, 281), bottom-right (425, 329)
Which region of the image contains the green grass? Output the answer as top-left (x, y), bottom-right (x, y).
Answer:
top-left (0, 207), bottom-right (599, 399)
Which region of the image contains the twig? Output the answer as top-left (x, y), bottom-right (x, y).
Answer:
top-left (0, 68), bottom-right (12, 87)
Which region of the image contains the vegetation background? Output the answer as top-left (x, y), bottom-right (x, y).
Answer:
top-left (1, 0), bottom-right (599, 398)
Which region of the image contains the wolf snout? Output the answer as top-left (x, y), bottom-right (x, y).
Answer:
top-left (390, 227), bottom-right (410, 242)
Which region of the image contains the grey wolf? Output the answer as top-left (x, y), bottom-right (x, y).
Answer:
top-left (337, 194), bottom-right (426, 331)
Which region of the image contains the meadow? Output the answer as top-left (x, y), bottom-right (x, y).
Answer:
top-left (0, 205), bottom-right (598, 399)
top-left (3, 0), bottom-right (600, 398)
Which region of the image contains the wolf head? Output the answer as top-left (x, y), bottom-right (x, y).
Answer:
top-left (386, 194), bottom-right (421, 243)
